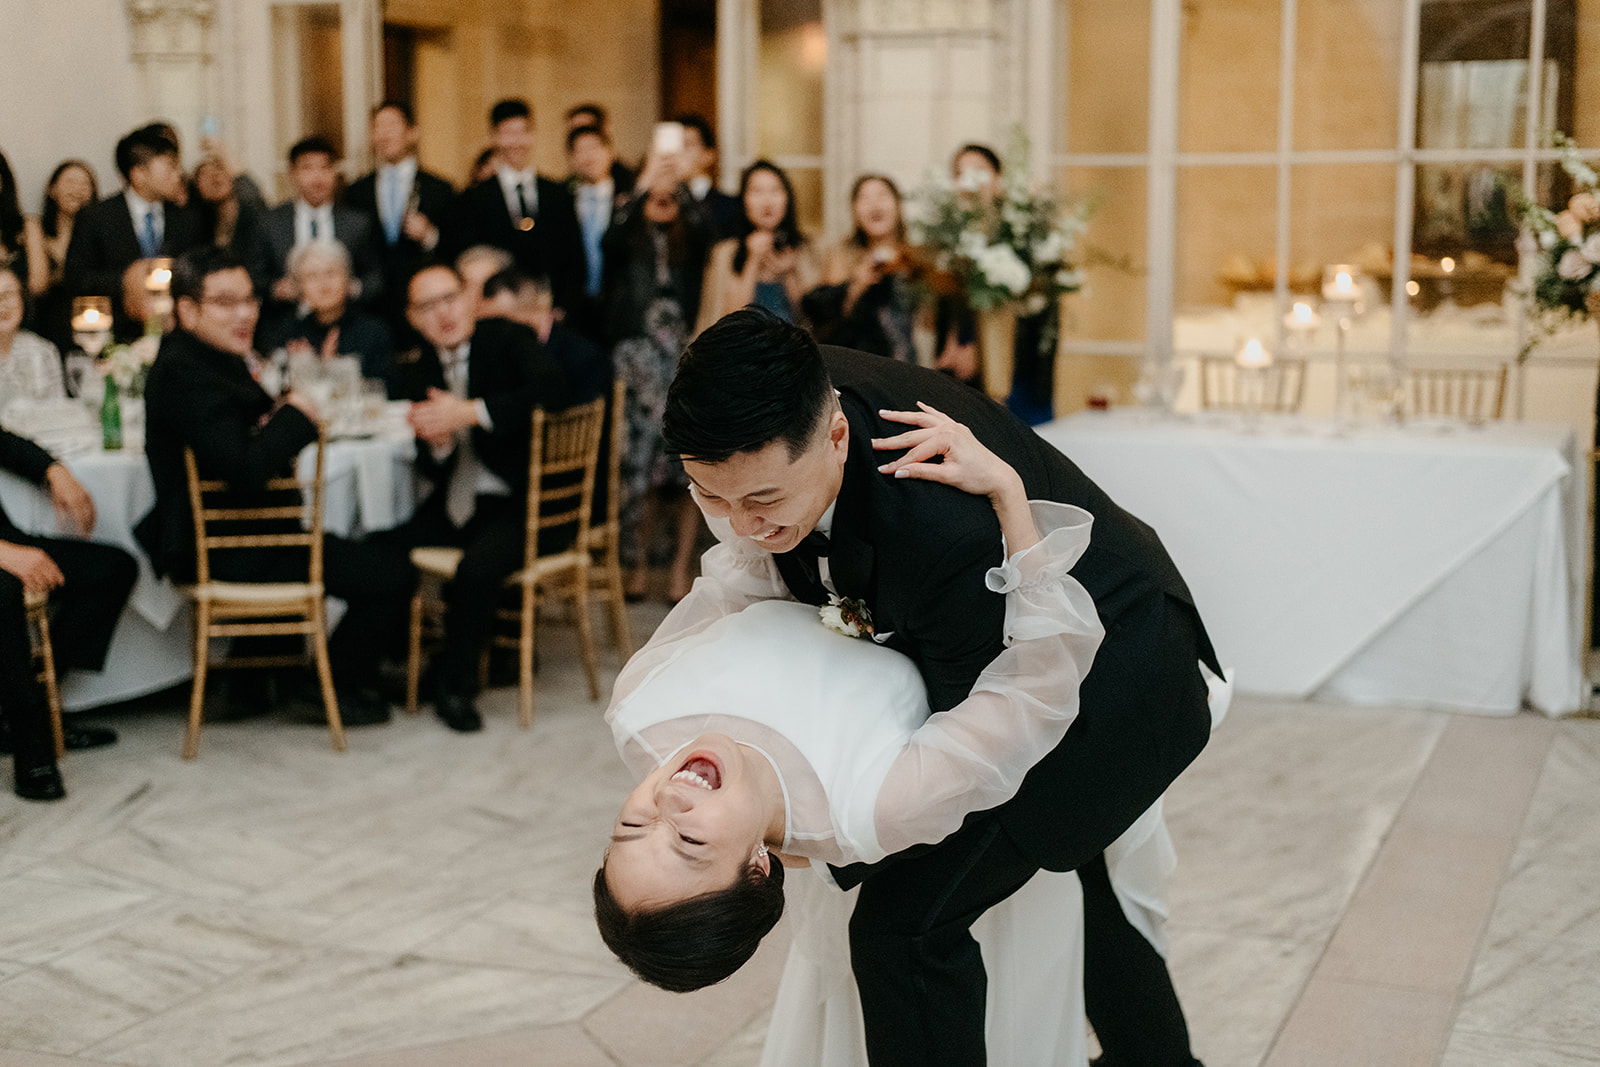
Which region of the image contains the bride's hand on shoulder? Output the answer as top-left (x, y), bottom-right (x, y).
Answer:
top-left (872, 403), bottom-right (1022, 501)
top-left (873, 403), bottom-right (1039, 552)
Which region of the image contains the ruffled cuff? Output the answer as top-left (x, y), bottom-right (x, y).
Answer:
top-left (985, 501), bottom-right (1094, 593)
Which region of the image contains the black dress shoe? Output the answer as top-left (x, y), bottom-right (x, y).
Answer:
top-left (62, 724), bottom-right (118, 750)
top-left (333, 686), bottom-right (392, 727)
top-left (14, 763), bottom-right (66, 802)
top-left (434, 690), bottom-right (483, 733)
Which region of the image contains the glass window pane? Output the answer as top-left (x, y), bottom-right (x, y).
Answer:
top-left (1294, 0), bottom-right (1405, 151)
top-left (1060, 1), bottom-right (1149, 155)
top-left (1175, 165), bottom-right (1278, 310)
top-left (1573, 0), bottom-right (1600, 143)
top-left (758, 0), bottom-right (825, 159)
top-left (1060, 166), bottom-right (1146, 343)
top-left (1179, 2), bottom-right (1282, 154)
top-left (1289, 163), bottom-right (1395, 293)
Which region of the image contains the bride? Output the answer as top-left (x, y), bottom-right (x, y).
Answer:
top-left (595, 405), bottom-right (1194, 1065)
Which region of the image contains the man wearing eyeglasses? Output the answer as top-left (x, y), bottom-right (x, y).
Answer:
top-left (135, 247), bottom-right (415, 724)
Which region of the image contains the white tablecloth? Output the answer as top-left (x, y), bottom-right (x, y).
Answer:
top-left (0, 429), bottom-right (417, 710)
top-left (1036, 411), bottom-right (1585, 716)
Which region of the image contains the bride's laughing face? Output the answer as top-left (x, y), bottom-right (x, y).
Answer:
top-left (606, 734), bottom-right (773, 909)
top-left (684, 409), bottom-right (850, 555)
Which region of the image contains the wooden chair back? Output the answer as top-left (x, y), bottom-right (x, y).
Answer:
top-left (184, 429), bottom-right (328, 584)
top-left (1401, 365), bottom-right (1507, 421)
top-left (522, 397), bottom-right (607, 571)
top-left (1197, 356), bottom-right (1307, 414)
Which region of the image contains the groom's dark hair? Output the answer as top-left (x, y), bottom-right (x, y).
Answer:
top-left (663, 307), bottom-right (835, 464)
top-left (592, 856), bottom-right (786, 992)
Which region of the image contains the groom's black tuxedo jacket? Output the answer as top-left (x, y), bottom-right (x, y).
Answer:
top-left (781, 346), bottom-right (1220, 880)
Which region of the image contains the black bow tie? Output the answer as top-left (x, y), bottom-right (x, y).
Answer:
top-left (796, 529), bottom-right (830, 558)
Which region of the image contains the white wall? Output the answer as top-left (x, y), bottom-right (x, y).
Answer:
top-left (1, 0), bottom-right (144, 208)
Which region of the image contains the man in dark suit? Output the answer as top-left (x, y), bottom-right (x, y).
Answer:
top-left (136, 248), bottom-right (414, 724)
top-left (64, 125), bottom-right (201, 341)
top-left (383, 263), bottom-right (575, 731)
top-left (675, 114), bottom-right (742, 241)
top-left (255, 137), bottom-right (384, 330)
top-left (442, 100), bottom-right (588, 332)
top-left (565, 123), bottom-right (633, 342)
top-left (563, 103), bottom-right (639, 193)
top-left (0, 429), bottom-right (135, 800)
top-left (653, 309), bottom-right (1218, 1066)
top-left (343, 101), bottom-right (455, 330)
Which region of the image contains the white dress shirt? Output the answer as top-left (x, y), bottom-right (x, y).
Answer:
top-left (496, 167), bottom-right (539, 223)
top-left (293, 201), bottom-right (336, 246)
top-left (124, 189), bottom-right (164, 254)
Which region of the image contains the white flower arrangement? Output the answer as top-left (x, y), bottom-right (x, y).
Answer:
top-left (1518, 132), bottom-right (1600, 321)
top-left (101, 335), bottom-right (160, 395)
top-left (913, 128), bottom-right (1092, 314)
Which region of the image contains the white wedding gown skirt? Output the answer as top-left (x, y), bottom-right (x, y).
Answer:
top-left (761, 866), bottom-right (1088, 1067)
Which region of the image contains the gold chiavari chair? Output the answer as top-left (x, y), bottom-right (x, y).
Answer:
top-left (585, 379), bottom-right (633, 659)
top-left (406, 397), bottom-right (607, 728)
top-left (24, 588), bottom-right (65, 758)
top-left (180, 431), bottom-right (342, 759)
top-left (1197, 356), bottom-right (1307, 414)
top-left (1400, 364), bottom-right (1508, 422)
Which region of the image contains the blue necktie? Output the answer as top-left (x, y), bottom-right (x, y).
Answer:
top-left (383, 170), bottom-right (403, 245)
top-left (140, 209), bottom-right (159, 258)
top-left (581, 188), bottom-right (604, 297)
top-left (310, 215), bottom-right (321, 241)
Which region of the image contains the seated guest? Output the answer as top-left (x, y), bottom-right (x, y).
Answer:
top-left (442, 99), bottom-right (587, 330)
top-left (0, 425), bottom-right (134, 800)
top-left (23, 159), bottom-right (99, 351)
top-left (479, 268), bottom-right (611, 403)
top-left (455, 244), bottom-right (514, 316)
top-left (384, 264), bottom-right (574, 731)
top-left (268, 240), bottom-right (394, 387)
top-left (135, 248), bottom-right (414, 724)
top-left (673, 114), bottom-right (741, 240)
top-left (63, 125), bottom-right (199, 342)
top-left (255, 136), bottom-right (383, 329)
top-left (0, 266), bottom-right (65, 410)
top-left (344, 101), bottom-right (455, 330)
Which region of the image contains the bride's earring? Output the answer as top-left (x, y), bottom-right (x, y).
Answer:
top-left (757, 844), bottom-right (769, 860)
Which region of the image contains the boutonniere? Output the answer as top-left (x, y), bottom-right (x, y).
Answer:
top-left (820, 594), bottom-right (874, 639)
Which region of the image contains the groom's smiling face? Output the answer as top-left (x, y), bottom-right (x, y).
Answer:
top-left (684, 409), bottom-right (850, 554)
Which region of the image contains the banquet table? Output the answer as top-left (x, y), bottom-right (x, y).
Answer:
top-left (1036, 410), bottom-right (1585, 716)
top-left (0, 418), bottom-right (418, 710)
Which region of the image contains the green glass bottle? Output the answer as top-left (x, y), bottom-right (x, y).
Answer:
top-left (100, 374), bottom-right (123, 451)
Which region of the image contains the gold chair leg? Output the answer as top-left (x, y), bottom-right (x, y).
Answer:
top-left (34, 609), bottom-right (65, 759)
top-left (602, 543), bottom-right (633, 659)
top-left (573, 567), bottom-right (601, 701)
top-left (518, 583), bottom-right (536, 729)
top-left (405, 592), bottom-right (424, 714)
top-left (311, 602), bottom-right (346, 753)
top-left (183, 603), bottom-right (211, 760)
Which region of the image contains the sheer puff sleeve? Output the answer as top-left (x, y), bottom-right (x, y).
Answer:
top-left (605, 505), bottom-right (791, 777)
top-left (865, 501), bottom-right (1104, 861)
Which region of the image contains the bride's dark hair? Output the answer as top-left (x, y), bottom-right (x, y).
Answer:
top-left (663, 306), bottom-right (835, 464)
top-left (592, 856), bottom-right (786, 992)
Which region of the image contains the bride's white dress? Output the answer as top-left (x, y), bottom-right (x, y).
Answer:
top-left (608, 504), bottom-right (1194, 1066)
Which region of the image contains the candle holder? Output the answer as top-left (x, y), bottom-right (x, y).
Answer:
top-left (1234, 337), bottom-right (1274, 428)
top-left (70, 296), bottom-right (113, 357)
top-left (144, 257), bottom-right (174, 335)
top-left (1320, 266), bottom-right (1363, 427)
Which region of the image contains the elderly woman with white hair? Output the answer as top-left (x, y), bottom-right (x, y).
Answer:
top-left (268, 238), bottom-right (395, 390)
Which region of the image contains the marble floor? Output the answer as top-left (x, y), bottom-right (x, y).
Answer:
top-left (2, 601), bottom-right (1597, 1067)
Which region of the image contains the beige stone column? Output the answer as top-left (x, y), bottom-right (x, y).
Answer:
top-left (125, 0), bottom-right (217, 155)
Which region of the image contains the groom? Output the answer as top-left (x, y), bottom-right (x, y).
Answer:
top-left (659, 308), bottom-right (1219, 1066)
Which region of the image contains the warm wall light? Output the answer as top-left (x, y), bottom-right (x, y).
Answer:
top-left (800, 23), bottom-right (827, 70)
